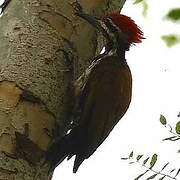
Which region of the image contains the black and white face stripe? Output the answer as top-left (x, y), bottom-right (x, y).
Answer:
top-left (101, 17), bottom-right (129, 52)
top-left (99, 18), bottom-right (120, 44)
top-left (103, 18), bottom-right (122, 34)
top-left (103, 18), bottom-right (130, 50)
top-left (103, 17), bottom-right (129, 43)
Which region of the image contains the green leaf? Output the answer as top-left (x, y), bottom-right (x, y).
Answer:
top-left (146, 174), bottom-right (158, 180)
top-left (121, 157), bottom-right (128, 160)
top-left (150, 154), bottom-right (158, 169)
top-left (160, 114), bottom-right (167, 125)
top-left (129, 151), bottom-right (134, 159)
top-left (159, 175), bottom-right (166, 180)
top-left (142, 1), bottom-right (148, 17)
top-left (129, 161), bottom-right (135, 164)
top-left (170, 168), bottom-right (176, 173)
top-left (143, 157), bottom-right (149, 165)
top-left (136, 155), bottom-right (143, 161)
top-left (161, 34), bottom-right (180, 47)
top-left (134, 170), bottom-right (149, 180)
top-left (175, 121), bottom-right (180, 134)
top-left (175, 168), bottom-right (180, 177)
top-left (165, 8), bottom-right (180, 21)
top-left (133, 0), bottom-right (144, 4)
top-left (163, 136), bottom-right (180, 141)
top-left (161, 162), bottom-right (169, 171)
top-left (133, 0), bottom-right (148, 17)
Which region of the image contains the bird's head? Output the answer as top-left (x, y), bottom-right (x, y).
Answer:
top-left (103, 13), bottom-right (144, 51)
top-left (74, 4), bottom-right (144, 52)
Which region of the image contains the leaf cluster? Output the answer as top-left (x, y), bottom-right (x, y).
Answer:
top-left (162, 8), bottom-right (180, 47)
top-left (122, 152), bottom-right (180, 180)
top-left (133, 0), bottom-right (148, 17)
top-left (159, 114), bottom-right (180, 142)
top-left (161, 35), bottom-right (180, 48)
top-left (133, 0), bottom-right (180, 47)
top-left (165, 8), bottom-right (180, 22)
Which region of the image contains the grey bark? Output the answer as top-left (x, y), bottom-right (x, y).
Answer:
top-left (0, 0), bottom-right (126, 179)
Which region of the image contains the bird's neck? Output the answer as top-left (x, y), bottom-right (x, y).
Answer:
top-left (105, 45), bottom-right (126, 62)
top-left (104, 38), bottom-right (128, 62)
top-left (117, 48), bottom-right (126, 60)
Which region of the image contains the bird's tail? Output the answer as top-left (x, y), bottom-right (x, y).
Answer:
top-left (45, 130), bottom-right (78, 172)
top-left (73, 154), bottom-right (85, 173)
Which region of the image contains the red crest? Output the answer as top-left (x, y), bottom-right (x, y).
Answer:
top-left (108, 13), bottom-right (144, 44)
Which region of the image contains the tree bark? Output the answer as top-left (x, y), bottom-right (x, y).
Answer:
top-left (0, 0), bottom-right (126, 179)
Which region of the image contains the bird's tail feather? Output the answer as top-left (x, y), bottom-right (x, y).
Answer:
top-left (45, 130), bottom-right (77, 172)
top-left (73, 155), bottom-right (85, 173)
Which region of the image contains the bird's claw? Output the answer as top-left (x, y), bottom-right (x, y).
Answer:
top-left (70, 0), bottom-right (83, 15)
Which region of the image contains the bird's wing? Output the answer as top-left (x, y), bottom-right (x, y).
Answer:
top-left (78, 58), bottom-right (132, 156)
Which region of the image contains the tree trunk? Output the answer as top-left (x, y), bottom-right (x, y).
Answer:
top-left (0, 0), bottom-right (126, 179)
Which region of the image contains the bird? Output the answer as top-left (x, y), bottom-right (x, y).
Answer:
top-left (45, 10), bottom-right (144, 173)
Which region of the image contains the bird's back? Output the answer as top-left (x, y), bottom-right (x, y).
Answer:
top-left (73, 55), bottom-right (132, 172)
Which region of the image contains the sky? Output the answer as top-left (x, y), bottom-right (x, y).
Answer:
top-left (53, 1), bottom-right (180, 180)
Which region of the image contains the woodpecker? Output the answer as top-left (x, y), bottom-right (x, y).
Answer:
top-left (45, 10), bottom-right (144, 173)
